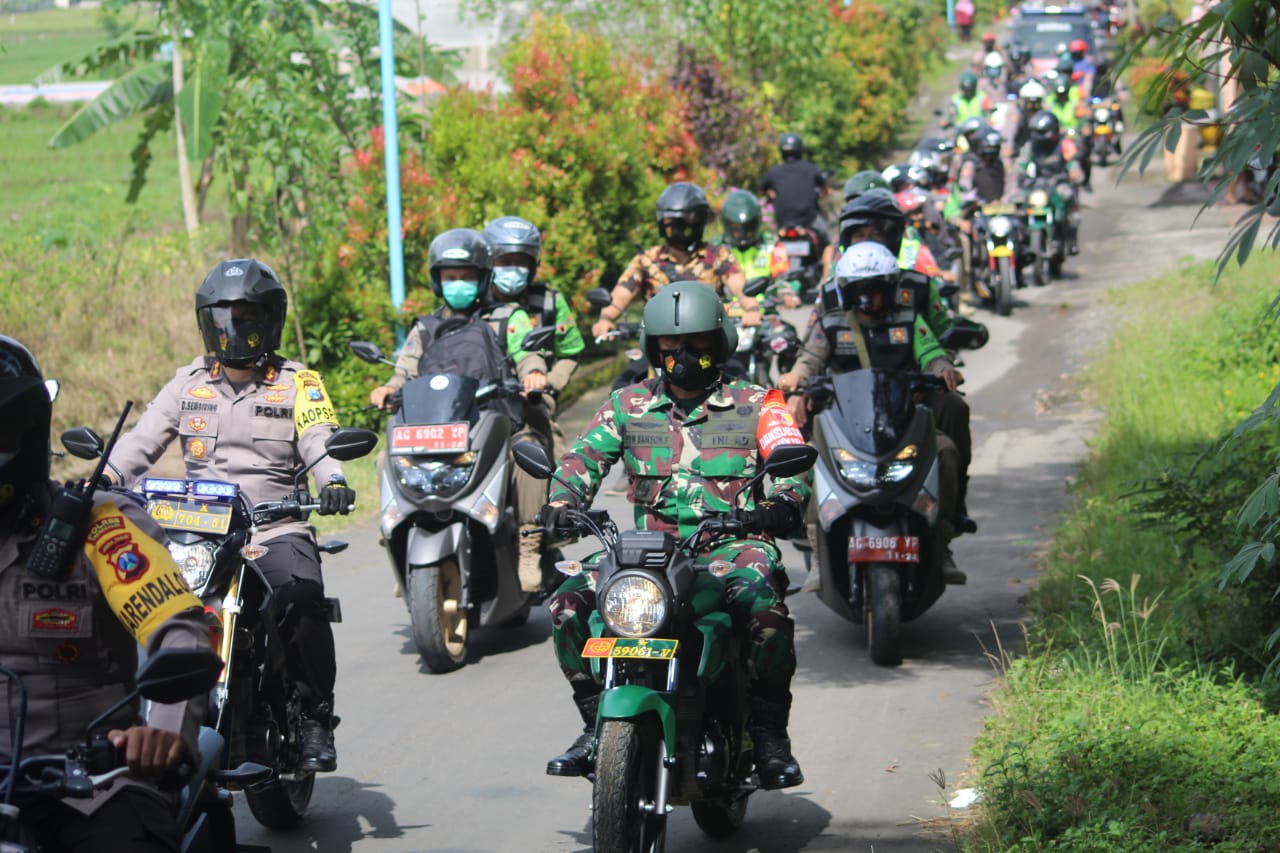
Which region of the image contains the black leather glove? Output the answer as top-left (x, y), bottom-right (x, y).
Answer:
top-left (538, 502), bottom-right (573, 532)
top-left (318, 480), bottom-right (356, 516)
top-left (744, 499), bottom-right (801, 536)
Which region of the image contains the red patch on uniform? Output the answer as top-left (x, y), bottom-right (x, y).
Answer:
top-left (209, 362), bottom-right (222, 379)
top-left (918, 326), bottom-right (929, 337)
top-left (188, 416), bottom-right (208, 432)
top-left (890, 327), bottom-right (909, 344)
top-left (32, 608), bottom-right (78, 632)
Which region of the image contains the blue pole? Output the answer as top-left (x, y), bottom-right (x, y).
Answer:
top-left (947, 0), bottom-right (955, 29)
top-left (379, 0), bottom-right (406, 311)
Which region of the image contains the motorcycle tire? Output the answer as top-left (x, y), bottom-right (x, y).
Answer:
top-left (246, 773), bottom-right (314, 831)
top-left (593, 719), bottom-right (667, 853)
top-left (996, 256), bottom-right (1015, 317)
top-left (865, 564), bottom-right (903, 667)
top-left (1032, 232), bottom-right (1049, 287)
top-left (1049, 253), bottom-right (1064, 279)
top-left (692, 790), bottom-right (750, 838)
top-left (407, 560), bottom-right (468, 673)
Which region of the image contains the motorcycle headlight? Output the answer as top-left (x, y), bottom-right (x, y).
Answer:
top-left (600, 573), bottom-right (669, 638)
top-left (835, 447), bottom-right (916, 487)
top-left (837, 457), bottom-right (879, 487)
top-left (879, 461), bottom-right (916, 483)
top-left (1094, 108), bottom-right (1111, 123)
top-left (168, 541), bottom-right (216, 593)
top-left (393, 454), bottom-right (474, 499)
top-left (1029, 189), bottom-right (1050, 208)
top-left (989, 215), bottom-right (1014, 238)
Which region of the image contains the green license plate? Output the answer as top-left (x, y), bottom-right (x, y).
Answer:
top-left (148, 497), bottom-right (233, 535)
top-left (581, 637), bottom-right (679, 659)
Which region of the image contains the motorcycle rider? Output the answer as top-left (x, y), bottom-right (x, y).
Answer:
top-left (1068, 38), bottom-right (1096, 96)
top-left (592, 182), bottom-right (761, 386)
top-left (945, 71), bottom-right (992, 129)
top-left (1018, 111), bottom-right (1084, 255)
top-left (716, 189), bottom-right (800, 307)
top-left (481, 216), bottom-right (586, 593)
top-left (971, 32), bottom-right (1000, 75)
top-left (758, 132), bottom-right (830, 255)
top-left (109, 259), bottom-right (355, 773)
top-left (775, 243), bottom-right (967, 584)
top-left (542, 281), bottom-right (810, 790)
top-left (1050, 74), bottom-right (1093, 189)
top-left (980, 51), bottom-right (1007, 99)
top-left (1007, 79), bottom-right (1047, 157)
top-left (0, 335), bottom-right (209, 851)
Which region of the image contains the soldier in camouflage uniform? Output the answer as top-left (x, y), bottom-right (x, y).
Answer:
top-left (592, 183), bottom-right (763, 388)
top-left (110, 260), bottom-right (356, 772)
top-left (1, 335), bottom-right (208, 851)
top-left (777, 242), bottom-right (968, 584)
top-left (542, 281), bottom-right (810, 790)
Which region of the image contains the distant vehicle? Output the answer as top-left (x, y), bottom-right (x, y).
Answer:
top-left (1009, 4), bottom-right (1095, 75)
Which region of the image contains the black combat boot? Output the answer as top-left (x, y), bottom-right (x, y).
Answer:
top-left (749, 695), bottom-right (804, 790)
top-left (546, 692), bottom-right (599, 777)
top-left (299, 700), bottom-right (338, 773)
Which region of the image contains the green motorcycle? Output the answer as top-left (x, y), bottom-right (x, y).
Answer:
top-left (1022, 175), bottom-right (1074, 284)
top-left (514, 441), bottom-right (816, 853)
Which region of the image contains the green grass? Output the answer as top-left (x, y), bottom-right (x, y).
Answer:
top-left (0, 7), bottom-right (132, 85)
top-left (964, 253), bottom-right (1280, 851)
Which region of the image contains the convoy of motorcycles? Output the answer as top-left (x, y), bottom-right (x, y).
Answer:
top-left (0, 11), bottom-right (1121, 853)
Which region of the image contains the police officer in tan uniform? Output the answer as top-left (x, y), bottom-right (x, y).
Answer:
top-left (0, 335), bottom-right (208, 851)
top-left (109, 260), bottom-right (356, 772)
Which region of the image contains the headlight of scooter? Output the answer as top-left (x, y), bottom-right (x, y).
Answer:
top-left (836, 447), bottom-right (916, 487)
top-left (1029, 189), bottom-right (1050, 208)
top-left (392, 453), bottom-right (475, 499)
top-left (600, 573), bottom-right (669, 638)
top-left (988, 215), bottom-right (1014, 239)
top-left (168, 541), bottom-right (217, 593)
top-left (1094, 107), bottom-right (1111, 123)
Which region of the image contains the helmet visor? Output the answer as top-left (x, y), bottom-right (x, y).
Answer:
top-left (724, 221), bottom-right (758, 249)
top-left (199, 303), bottom-right (277, 365)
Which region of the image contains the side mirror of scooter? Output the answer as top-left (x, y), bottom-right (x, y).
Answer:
top-left (939, 319), bottom-right (990, 351)
top-left (323, 428), bottom-right (380, 462)
top-left (135, 649), bottom-right (224, 705)
top-left (585, 287), bottom-right (614, 309)
top-left (512, 440), bottom-right (554, 479)
top-left (743, 276), bottom-right (772, 298)
top-left (763, 444), bottom-right (819, 479)
top-left (521, 326), bottom-right (556, 352)
top-left (349, 340), bottom-right (390, 366)
top-left (62, 426), bottom-right (105, 460)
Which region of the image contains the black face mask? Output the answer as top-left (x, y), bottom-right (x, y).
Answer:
top-left (659, 219), bottom-right (705, 253)
top-left (660, 345), bottom-right (719, 392)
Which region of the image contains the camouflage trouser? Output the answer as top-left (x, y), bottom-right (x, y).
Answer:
top-left (547, 538), bottom-right (797, 692)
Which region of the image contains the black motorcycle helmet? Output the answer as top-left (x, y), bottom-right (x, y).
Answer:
top-left (976, 127), bottom-right (1004, 160)
top-left (655, 182), bottom-right (711, 253)
top-left (838, 188), bottom-right (907, 256)
top-left (779, 132), bottom-right (805, 161)
top-left (428, 228), bottom-right (493, 299)
top-left (958, 117), bottom-right (987, 152)
top-left (0, 336), bottom-right (52, 530)
top-left (719, 190), bottom-right (763, 250)
top-left (195, 259), bottom-right (287, 369)
top-left (1029, 110), bottom-right (1062, 155)
top-left (481, 215), bottom-right (542, 282)
top-left (881, 162), bottom-right (917, 193)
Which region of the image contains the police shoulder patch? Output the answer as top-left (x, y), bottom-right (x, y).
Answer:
top-left (293, 369), bottom-right (339, 435)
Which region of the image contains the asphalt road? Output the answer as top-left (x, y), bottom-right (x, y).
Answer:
top-left (234, 165), bottom-right (1235, 852)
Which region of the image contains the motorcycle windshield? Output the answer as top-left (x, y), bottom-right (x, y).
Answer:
top-left (398, 374), bottom-right (480, 426)
top-left (828, 369), bottom-right (915, 457)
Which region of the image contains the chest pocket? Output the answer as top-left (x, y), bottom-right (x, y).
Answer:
top-left (695, 410), bottom-right (757, 479)
top-left (13, 565), bottom-right (97, 666)
top-left (622, 420), bottom-right (674, 507)
top-left (179, 411), bottom-right (219, 462)
top-left (251, 413), bottom-right (296, 443)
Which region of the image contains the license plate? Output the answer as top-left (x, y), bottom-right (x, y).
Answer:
top-left (782, 240), bottom-right (810, 256)
top-left (581, 637), bottom-right (679, 659)
top-left (1095, 126), bottom-right (1111, 135)
top-left (983, 204), bottom-right (1016, 215)
top-left (149, 497), bottom-right (233, 535)
top-left (990, 245), bottom-right (1014, 258)
top-left (390, 423), bottom-right (469, 455)
top-left (848, 535), bottom-right (920, 563)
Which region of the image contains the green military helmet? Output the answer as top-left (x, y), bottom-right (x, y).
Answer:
top-left (959, 70), bottom-right (978, 97)
top-left (639, 281), bottom-right (738, 369)
top-left (842, 170), bottom-right (889, 203)
top-left (719, 190), bottom-right (763, 250)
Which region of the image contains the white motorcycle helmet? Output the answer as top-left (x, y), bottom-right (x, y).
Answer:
top-left (834, 242), bottom-right (901, 320)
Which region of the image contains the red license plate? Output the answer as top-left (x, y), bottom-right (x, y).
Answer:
top-left (848, 535), bottom-right (920, 563)
top-left (390, 423), bottom-right (469, 455)
top-left (782, 240), bottom-right (810, 256)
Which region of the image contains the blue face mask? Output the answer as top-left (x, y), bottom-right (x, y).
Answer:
top-left (492, 265), bottom-right (530, 296)
top-left (441, 280), bottom-right (480, 310)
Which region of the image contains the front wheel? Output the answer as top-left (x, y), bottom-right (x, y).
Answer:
top-left (407, 559), bottom-right (468, 673)
top-left (246, 773), bottom-right (315, 831)
top-left (995, 256), bottom-right (1014, 317)
top-left (593, 720), bottom-right (666, 853)
top-left (866, 564), bottom-right (903, 667)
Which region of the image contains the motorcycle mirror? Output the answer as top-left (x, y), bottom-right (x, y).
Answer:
top-left (742, 276), bottom-right (772, 298)
top-left (512, 440), bottom-right (554, 479)
top-left (521, 326), bottom-right (556, 352)
top-left (323, 428), bottom-right (380, 462)
top-left (61, 426), bottom-right (104, 460)
top-left (936, 280), bottom-right (960, 299)
top-left (939, 319), bottom-right (990, 351)
top-left (763, 444), bottom-right (818, 479)
top-left (585, 288), bottom-right (614, 309)
top-left (45, 379), bottom-right (60, 403)
top-left (135, 649), bottom-right (223, 705)
top-left (349, 340), bottom-right (387, 365)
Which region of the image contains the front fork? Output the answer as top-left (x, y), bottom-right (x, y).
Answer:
top-left (211, 567), bottom-right (244, 735)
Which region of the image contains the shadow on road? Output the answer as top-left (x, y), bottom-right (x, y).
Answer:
top-left (239, 777), bottom-right (423, 852)
top-left (392, 607), bottom-right (552, 673)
